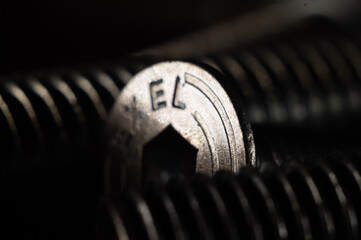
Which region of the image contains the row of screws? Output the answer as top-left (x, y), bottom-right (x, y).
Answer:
top-left (97, 148), bottom-right (361, 240)
top-left (1, 30), bottom-right (360, 167)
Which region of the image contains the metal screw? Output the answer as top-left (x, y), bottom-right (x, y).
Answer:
top-left (104, 29), bottom-right (361, 189)
top-left (0, 65), bottom-right (132, 166)
top-left (97, 148), bottom-right (361, 240)
top-left (104, 61), bottom-right (255, 191)
top-left (202, 31), bottom-right (361, 126)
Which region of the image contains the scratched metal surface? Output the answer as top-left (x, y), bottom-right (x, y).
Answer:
top-left (105, 62), bottom-right (254, 190)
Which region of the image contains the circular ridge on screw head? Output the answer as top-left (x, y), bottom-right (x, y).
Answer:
top-left (105, 61), bottom-right (252, 191)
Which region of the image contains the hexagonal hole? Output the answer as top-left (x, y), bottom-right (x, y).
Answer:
top-left (142, 125), bottom-right (198, 185)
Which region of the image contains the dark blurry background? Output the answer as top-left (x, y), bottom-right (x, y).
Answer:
top-left (0, 0), bottom-right (270, 74)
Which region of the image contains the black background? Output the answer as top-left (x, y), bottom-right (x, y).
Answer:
top-left (0, 0), bottom-right (267, 74)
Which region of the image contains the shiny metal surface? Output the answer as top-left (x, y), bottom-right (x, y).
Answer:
top-left (105, 61), bottom-right (250, 191)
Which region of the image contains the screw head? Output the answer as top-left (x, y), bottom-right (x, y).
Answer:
top-left (105, 61), bottom-right (251, 191)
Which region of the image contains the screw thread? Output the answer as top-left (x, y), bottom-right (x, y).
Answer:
top-left (97, 148), bottom-right (361, 240)
top-left (0, 65), bottom-right (134, 166)
top-left (203, 32), bottom-right (361, 126)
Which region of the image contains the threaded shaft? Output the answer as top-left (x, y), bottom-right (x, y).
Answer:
top-left (97, 148), bottom-right (361, 240)
top-left (204, 32), bottom-right (361, 126)
top-left (0, 65), bottom-right (134, 166)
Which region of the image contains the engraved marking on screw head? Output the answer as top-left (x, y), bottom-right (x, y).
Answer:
top-left (105, 61), bottom-right (247, 190)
